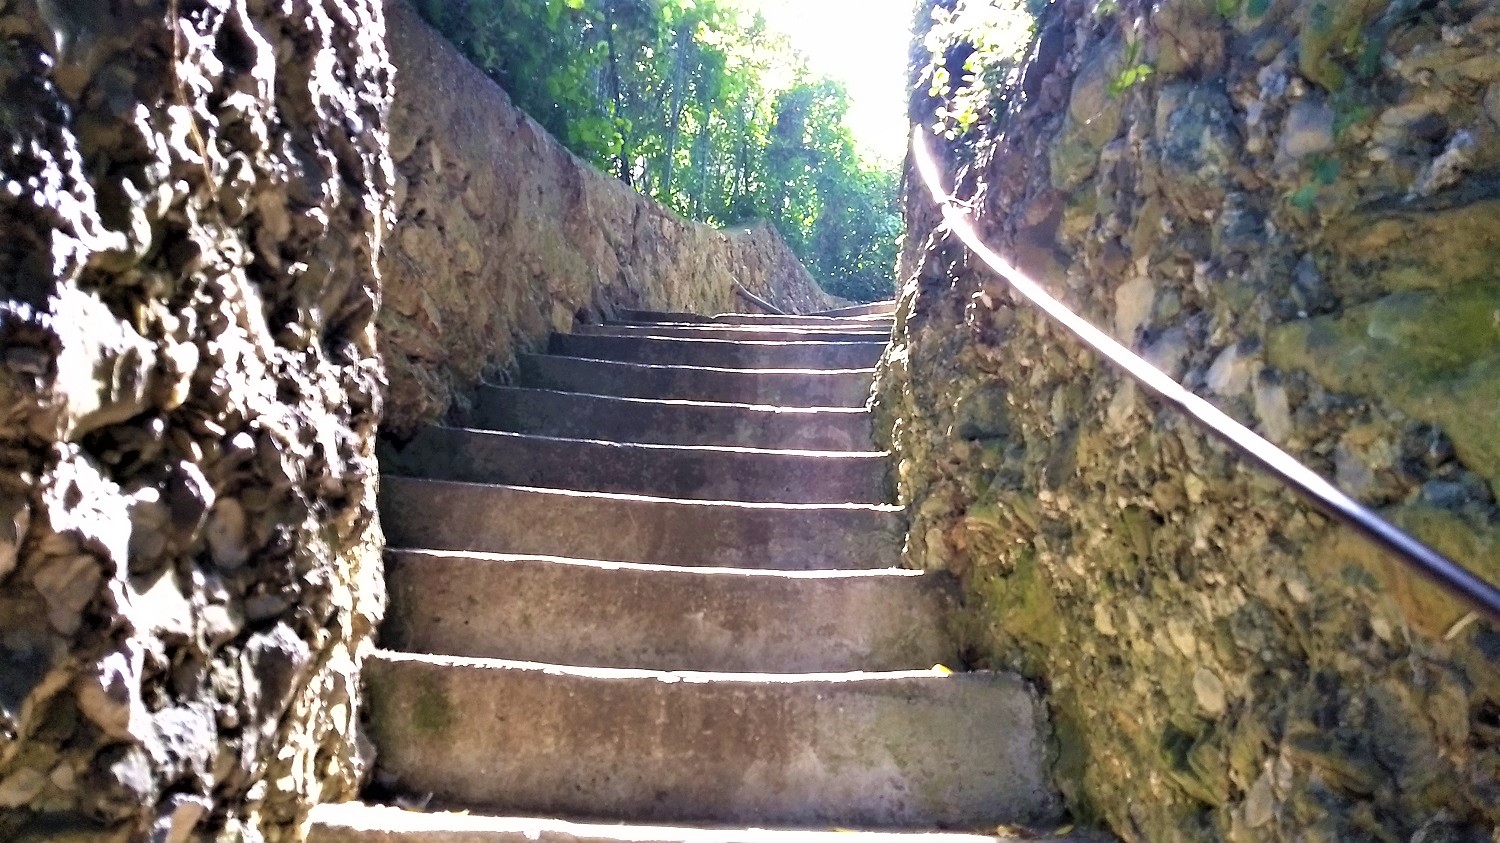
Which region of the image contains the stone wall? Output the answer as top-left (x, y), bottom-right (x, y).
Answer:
top-left (879, 1), bottom-right (1500, 839)
top-left (380, 0), bottom-right (843, 436)
top-left (0, 0), bottom-right (391, 840)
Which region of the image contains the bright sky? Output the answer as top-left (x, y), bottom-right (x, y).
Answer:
top-left (740, 0), bottom-right (916, 165)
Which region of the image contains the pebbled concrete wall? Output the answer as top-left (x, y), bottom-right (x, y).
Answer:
top-left (0, 0), bottom-right (391, 840)
top-left (379, 0), bottom-right (844, 437)
top-left (880, 0), bottom-right (1500, 839)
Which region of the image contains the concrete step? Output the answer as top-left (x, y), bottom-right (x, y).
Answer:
top-left (713, 314), bottom-right (894, 328)
top-left (551, 333), bottom-right (886, 370)
top-left (583, 323), bottom-right (890, 343)
top-left (517, 354), bottom-right (874, 407)
top-left (382, 551), bottom-right (959, 672)
top-left (364, 653), bottom-right (1059, 829)
top-left (616, 309), bottom-right (717, 324)
top-left (381, 427), bottom-right (889, 504)
top-left (308, 803), bottom-right (1093, 842)
top-left (473, 387), bottom-right (875, 450)
top-left (612, 310), bottom-right (895, 329)
top-left (815, 301), bottom-right (898, 317)
top-left (381, 477), bottom-right (903, 569)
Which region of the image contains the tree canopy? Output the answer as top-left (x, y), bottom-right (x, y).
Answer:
top-left (412, 0), bottom-right (900, 303)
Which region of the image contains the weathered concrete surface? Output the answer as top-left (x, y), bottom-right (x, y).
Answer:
top-left (381, 428), bottom-right (889, 504)
top-left (518, 355), bottom-right (875, 407)
top-left (382, 552), bottom-right (960, 672)
top-left (577, 323), bottom-right (892, 343)
top-left (817, 301), bottom-right (900, 317)
top-left (380, 478), bottom-right (903, 570)
top-left (0, 0), bottom-right (390, 839)
top-left (308, 802), bottom-right (1096, 843)
top-left (355, 313), bottom-right (1063, 840)
top-left (380, 1), bottom-right (841, 437)
top-left (617, 310), bottom-right (718, 324)
top-left (473, 387), bottom-right (876, 450)
top-left (550, 333), bottom-right (888, 370)
top-left (364, 653), bottom-right (1060, 829)
top-left (717, 314), bottom-right (895, 328)
top-left (884, 0), bottom-right (1500, 839)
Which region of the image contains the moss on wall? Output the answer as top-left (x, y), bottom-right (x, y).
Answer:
top-left (880, 0), bottom-right (1500, 838)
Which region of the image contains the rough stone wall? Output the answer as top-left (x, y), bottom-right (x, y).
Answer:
top-left (380, 0), bottom-right (843, 436)
top-left (0, 1), bottom-right (391, 840)
top-left (879, 1), bottom-right (1500, 839)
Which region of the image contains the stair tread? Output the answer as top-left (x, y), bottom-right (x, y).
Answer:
top-left (397, 426), bottom-right (887, 457)
top-left (383, 549), bottom-right (933, 579)
top-left (384, 476), bottom-right (901, 511)
top-left (374, 649), bottom-right (968, 681)
top-left (813, 300), bottom-right (898, 317)
top-left (364, 653), bottom-right (1059, 828)
top-left (551, 333), bottom-right (887, 369)
top-left (614, 308), bottom-right (893, 323)
top-left (518, 355), bottom-right (875, 407)
top-left (380, 477), bottom-right (904, 570)
top-left (383, 550), bottom-right (957, 671)
top-left (585, 323), bottom-right (890, 342)
top-left (610, 318), bottom-right (887, 328)
top-left (532, 354), bottom-right (879, 375)
top-left (480, 385), bottom-right (873, 412)
top-left (381, 427), bottom-right (890, 505)
top-left (307, 803), bottom-right (1090, 842)
top-left (565, 334), bottom-right (889, 348)
top-left (713, 314), bottom-right (894, 325)
top-left (611, 311), bottom-right (894, 330)
top-left (472, 386), bottom-right (874, 450)
top-left (615, 308), bottom-right (718, 323)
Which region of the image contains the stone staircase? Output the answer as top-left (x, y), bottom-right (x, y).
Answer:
top-left (306, 302), bottom-right (1069, 842)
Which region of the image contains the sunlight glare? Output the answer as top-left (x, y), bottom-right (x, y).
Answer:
top-left (738, 0), bottom-right (916, 165)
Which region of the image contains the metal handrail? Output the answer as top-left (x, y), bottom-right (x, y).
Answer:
top-left (733, 281), bottom-right (787, 315)
top-left (911, 128), bottom-right (1500, 622)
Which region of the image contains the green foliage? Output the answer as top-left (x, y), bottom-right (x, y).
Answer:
top-left (920, 1), bottom-right (1038, 142)
top-left (1108, 40), bottom-right (1155, 97)
top-left (411, 0), bottom-right (900, 302)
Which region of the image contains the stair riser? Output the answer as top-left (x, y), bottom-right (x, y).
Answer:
top-left (307, 804), bottom-right (1062, 843)
top-left (383, 552), bottom-right (959, 672)
top-left (518, 355), bottom-right (874, 407)
top-left (713, 314), bottom-right (894, 328)
top-left (582, 323), bottom-right (891, 343)
top-left (366, 656), bottom-right (1058, 829)
top-left (550, 334), bottom-right (886, 370)
top-left (382, 428), bottom-right (889, 504)
top-left (381, 478), bottom-right (903, 569)
top-left (473, 387), bottom-right (875, 450)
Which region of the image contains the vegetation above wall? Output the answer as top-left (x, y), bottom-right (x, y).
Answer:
top-left (918, 0), bottom-right (1043, 142)
top-left (411, 0), bottom-right (900, 303)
